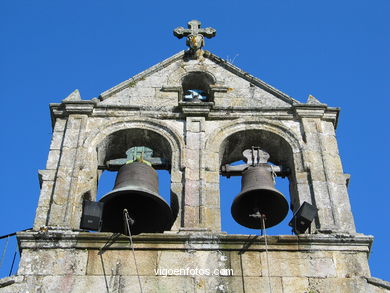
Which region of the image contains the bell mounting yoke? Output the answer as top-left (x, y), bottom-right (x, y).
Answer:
top-left (220, 147), bottom-right (290, 178)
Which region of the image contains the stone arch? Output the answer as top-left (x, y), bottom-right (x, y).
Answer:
top-left (76, 118), bottom-right (185, 230)
top-left (167, 68), bottom-right (217, 85)
top-left (84, 118), bottom-right (185, 169)
top-left (204, 119), bottom-right (305, 227)
top-left (205, 119), bottom-right (303, 161)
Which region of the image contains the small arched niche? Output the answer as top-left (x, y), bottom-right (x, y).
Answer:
top-left (94, 128), bottom-right (178, 234)
top-left (181, 71), bottom-right (214, 102)
top-left (219, 129), bottom-right (296, 235)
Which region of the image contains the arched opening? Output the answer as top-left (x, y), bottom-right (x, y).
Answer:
top-left (181, 71), bottom-right (214, 102)
top-left (219, 130), bottom-right (296, 235)
top-left (96, 128), bottom-right (172, 167)
top-left (94, 128), bottom-right (177, 234)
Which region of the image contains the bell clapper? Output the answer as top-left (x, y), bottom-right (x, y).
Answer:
top-left (123, 209), bottom-right (135, 234)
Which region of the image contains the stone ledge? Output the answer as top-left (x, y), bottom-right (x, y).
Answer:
top-left (17, 231), bottom-right (373, 252)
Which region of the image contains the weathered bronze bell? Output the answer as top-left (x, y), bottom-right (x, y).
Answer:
top-left (231, 164), bottom-right (289, 229)
top-left (99, 162), bottom-right (172, 235)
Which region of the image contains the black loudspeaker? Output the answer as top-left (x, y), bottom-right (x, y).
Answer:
top-left (288, 201), bottom-right (318, 234)
top-left (80, 200), bottom-right (104, 231)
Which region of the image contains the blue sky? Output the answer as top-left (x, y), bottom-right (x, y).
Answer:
top-left (0, 0), bottom-right (389, 281)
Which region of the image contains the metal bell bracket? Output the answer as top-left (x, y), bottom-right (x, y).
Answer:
top-left (220, 147), bottom-right (290, 178)
top-left (99, 146), bottom-right (169, 171)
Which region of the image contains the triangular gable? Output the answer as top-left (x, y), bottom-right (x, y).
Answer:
top-left (97, 50), bottom-right (300, 108)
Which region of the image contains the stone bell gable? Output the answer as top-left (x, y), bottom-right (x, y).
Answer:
top-left (45, 47), bottom-right (351, 235)
top-left (1, 20), bottom-right (389, 293)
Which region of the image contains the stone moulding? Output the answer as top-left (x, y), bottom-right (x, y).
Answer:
top-left (49, 103), bottom-right (340, 128)
top-left (17, 231), bottom-right (373, 252)
top-left (205, 118), bottom-right (303, 155)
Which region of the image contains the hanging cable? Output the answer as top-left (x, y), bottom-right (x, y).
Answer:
top-left (0, 228), bottom-right (32, 240)
top-left (99, 250), bottom-right (110, 293)
top-left (249, 211), bottom-right (273, 293)
top-left (0, 236), bottom-right (9, 272)
top-left (261, 215), bottom-right (273, 293)
top-left (123, 209), bottom-right (143, 293)
top-left (98, 233), bottom-right (123, 293)
top-left (8, 250), bottom-right (17, 276)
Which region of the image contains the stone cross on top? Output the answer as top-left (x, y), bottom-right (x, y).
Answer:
top-left (174, 20), bottom-right (216, 52)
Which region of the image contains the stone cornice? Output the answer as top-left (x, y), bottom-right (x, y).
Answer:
top-left (49, 101), bottom-right (96, 128)
top-left (293, 104), bottom-right (340, 128)
top-left (17, 231), bottom-right (373, 252)
top-left (50, 104), bottom-right (339, 125)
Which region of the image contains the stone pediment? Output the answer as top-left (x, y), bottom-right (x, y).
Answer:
top-left (96, 50), bottom-right (299, 110)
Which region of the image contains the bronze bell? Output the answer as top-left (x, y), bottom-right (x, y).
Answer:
top-left (231, 164), bottom-right (289, 229)
top-left (99, 162), bottom-right (172, 235)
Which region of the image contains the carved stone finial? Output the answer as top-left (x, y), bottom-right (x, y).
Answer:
top-left (173, 20), bottom-right (216, 52)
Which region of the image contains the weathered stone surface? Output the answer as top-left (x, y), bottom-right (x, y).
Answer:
top-left (282, 277), bottom-right (309, 293)
top-left (243, 276), bottom-right (283, 293)
top-left (203, 183), bottom-right (220, 206)
top-left (49, 130), bottom-right (64, 150)
top-left (18, 249), bottom-right (88, 275)
top-left (186, 168), bottom-right (200, 181)
top-left (240, 251), bottom-right (262, 276)
top-left (87, 250), bottom-right (158, 276)
top-left (199, 206), bottom-right (220, 230)
top-left (332, 251), bottom-right (371, 278)
top-left (184, 180), bottom-right (200, 206)
top-left (262, 251), bottom-right (336, 278)
top-left (307, 277), bottom-right (369, 293)
top-left (45, 149), bottom-right (60, 170)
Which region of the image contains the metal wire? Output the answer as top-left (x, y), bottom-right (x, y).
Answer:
top-left (99, 250), bottom-right (110, 293)
top-left (124, 209), bottom-right (143, 293)
top-left (261, 216), bottom-right (273, 293)
top-left (8, 250), bottom-right (17, 276)
top-left (0, 236), bottom-right (9, 271)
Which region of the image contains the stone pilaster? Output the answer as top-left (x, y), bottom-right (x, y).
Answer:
top-left (300, 117), bottom-right (355, 233)
top-left (34, 115), bottom-right (88, 230)
top-left (183, 117), bottom-right (205, 228)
